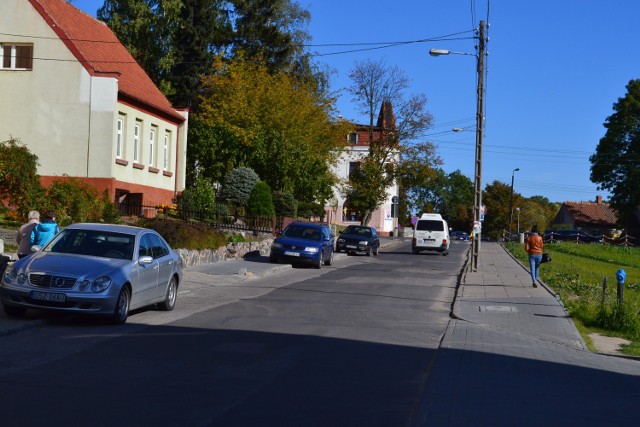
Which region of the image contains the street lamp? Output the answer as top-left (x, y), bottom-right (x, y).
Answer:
top-left (516, 207), bottom-right (521, 234)
top-left (430, 20), bottom-right (486, 271)
top-left (509, 168), bottom-right (520, 239)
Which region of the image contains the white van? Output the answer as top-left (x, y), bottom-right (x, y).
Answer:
top-left (412, 213), bottom-right (450, 255)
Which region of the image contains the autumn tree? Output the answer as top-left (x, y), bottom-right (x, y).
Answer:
top-left (346, 59), bottom-right (434, 225)
top-left (590, 79), bottom-right (640, 228)
top-left (198, 57), bottom-right (350, 208)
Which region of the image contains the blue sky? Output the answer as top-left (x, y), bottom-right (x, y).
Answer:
top-left (72, 0), bottom-right (640, 203)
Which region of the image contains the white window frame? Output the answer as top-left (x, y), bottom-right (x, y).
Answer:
top-left (163, 133), bottom-right (170, 170)
top-left (1, 44), bottom-right (33, 70)
top-left (148, 127), bottom-right (156, 166)
top-left (116, 117), bottom-right (124, 158)
top-left (133, 122), bottom-right (141, 163)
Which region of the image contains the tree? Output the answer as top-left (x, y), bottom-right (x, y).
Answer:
top-left (346, 59), bottom-right (434, 225)
top-left (590, 79), bottom-right (640, 228)
top-left (98, 0), bottom-right (232, 108)
top-left (219, 167), bottom-right (260, 215)
top-left (480, 181), bottom-right (512, 238)
top-left (248, 181), bottom-right (275, 217)
top-left (0, 137), bottom-right (44, 216)
top-left (230, 0), bottom-right (311, 74)
top-left (198, 57), bottom-right (350, 206)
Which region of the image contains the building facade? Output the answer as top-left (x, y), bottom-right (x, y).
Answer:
top-left (326, 102), bottom-right (399, 234)
top-left (1, 0), bottom-right (188, 212)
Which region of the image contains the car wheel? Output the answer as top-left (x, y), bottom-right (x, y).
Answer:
top-left (159, 276), bottom-right (178, 311)
top-left (324, 250), bottom-right (333, 266)
top-left (443, 250), bottom-right (449, 256)
top-left (111, 287), bottom-right (130, 325)
top-left (373, 244), bottom-right (379, 256)
top-left (412, 248), bottom-right (419, 254)
top-left (3, 305), bottom-right (26, 317)
top-left (314, 253), bottom-right (323, 269)
top-left (269, 253), bottom-right (278, 263)
top-left (366, 248), bottom-right (371, 257)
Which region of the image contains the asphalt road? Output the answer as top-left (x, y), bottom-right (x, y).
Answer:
top-left (0, 240), bottom-right (468, 427)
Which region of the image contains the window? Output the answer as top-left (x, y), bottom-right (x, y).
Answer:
top-left (116, 116), bottom-right (124, 158)
top-left (348, 161), bottom-right (360, 179)
top-left (148, 126), bottom-right (157, 166)
top-left (163, 133), bottom-right (170, 170)
top-left (133, 122), bottom-right (141, 163)
top-left (348, 132), bottom-right (358, 144)
top-left (1, 44), bottom-right (33, 70)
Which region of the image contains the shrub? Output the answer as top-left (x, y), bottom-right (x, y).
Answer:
top-left (139, 218), bottom-right (226, 250)
top-left (248, 181), bottom-right (275, 217)
top-left (177, 176), bottom-right (216, 220)
top-left (219, 167), bottom-right (259, 213)
top-left (46, 176), bottom-right (114, 226)
top-left (0, 137), bottom-right (44, 216)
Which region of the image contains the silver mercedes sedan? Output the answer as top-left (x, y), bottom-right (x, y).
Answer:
top-left (1, 223), bottom-right (183, 324)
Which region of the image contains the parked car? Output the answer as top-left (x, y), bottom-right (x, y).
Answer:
top-left (335, 225), bottom-right (380, 256)
top-left (270, 222), bottom-right (334, 268)
top-left (450, 231), bottom-right (470, 241)
top-left (1, 223), bottom-right (183, 324)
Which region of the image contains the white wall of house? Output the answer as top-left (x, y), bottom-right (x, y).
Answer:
top-left (1, 0), bottom-right (186, 197)
top-left (327, 145), bottom-right (399, 233)
top-left (0, 1), bottom-right (111, 178)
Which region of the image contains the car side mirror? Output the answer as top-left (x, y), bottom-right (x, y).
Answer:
top-left (138, 255), bottom-right (153, 265)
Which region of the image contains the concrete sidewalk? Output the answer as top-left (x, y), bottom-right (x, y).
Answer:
top-left (412, 242), bottom-right (640, 426)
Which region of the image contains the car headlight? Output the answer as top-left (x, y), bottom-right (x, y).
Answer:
top-left (337, 238), bottom-right (345, 243)
top-left (305, 247), bottom-right (319, 253)
top-left (359, 241), bottom-right (369, 245)
top-left (79, 280), bottom-right (91, 291)
top-left (17, 273), bottom-right (27, 286)
top-left (3, 265), bottom-right (17, 284)
top-left (91, 276), bottom-right (113, 292)
top-left (272, 242), bottom-right (283, 249)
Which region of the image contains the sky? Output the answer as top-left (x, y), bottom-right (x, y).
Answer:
top-left (71, 0), bottom-right (640, 203)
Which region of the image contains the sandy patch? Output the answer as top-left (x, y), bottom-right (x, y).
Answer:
top-left (588, 333), bottom-right (631, 355)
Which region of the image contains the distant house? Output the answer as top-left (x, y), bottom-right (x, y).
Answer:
top-left (551, 195), bottom-right (617, 235)
top-left (1, 0), bottom-right (188, 213)
top-left (326, 101), bottom-right (399, 234)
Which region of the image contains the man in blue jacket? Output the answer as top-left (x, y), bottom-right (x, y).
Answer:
top-left (30, 210), bottom-right (60, 247)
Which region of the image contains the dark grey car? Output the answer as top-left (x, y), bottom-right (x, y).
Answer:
top-left (335, 225), bottom-right (380, 256)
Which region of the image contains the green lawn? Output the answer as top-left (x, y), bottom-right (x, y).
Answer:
top-left (504, 241), bottom-right (640, 356)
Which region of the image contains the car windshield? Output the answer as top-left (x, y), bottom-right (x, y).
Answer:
top-left (45, 229), bottom-right (135, 260)
top-left (344, 227), bottom-right (372, 237)
top-left (283, 225), bottom-right (322, 241)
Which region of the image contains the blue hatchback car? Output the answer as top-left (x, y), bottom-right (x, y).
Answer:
top-left (270, 222), bottom-right (334, 268)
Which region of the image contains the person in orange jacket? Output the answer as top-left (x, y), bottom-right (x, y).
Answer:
top-left (524, 225), bottom-right (544, 287)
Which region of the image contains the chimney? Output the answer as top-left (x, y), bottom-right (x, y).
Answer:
top-left (596, 195), bottom-right (603, 204)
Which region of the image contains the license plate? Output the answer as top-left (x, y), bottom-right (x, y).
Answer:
top-left (31, 291), bottom-right (66, 302)
top-left (346, 245), bottom-right (357, 249)
top-left (284, 251), bottom-right (300, 257)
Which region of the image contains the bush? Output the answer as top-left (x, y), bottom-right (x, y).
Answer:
top-left (139, 218), bottom-right (227, 250)
top-left (46, 176), bottom-right (116, 226)
top-left (248, 181), bottom-right (275, 217)
top-left (177, 176), bottom-right (216, 220)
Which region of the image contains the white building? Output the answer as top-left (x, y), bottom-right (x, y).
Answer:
top-left (326, 102), bottom-right (399, 235)
top-left (1, 0), bottom-right (188, 212)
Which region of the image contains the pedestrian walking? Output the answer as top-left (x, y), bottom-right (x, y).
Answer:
top-left (16, 210), bottom-right (40, 258)
top-left (524, 225), bottom-right (544, 287)
top-left (30, 210), bottom-right (60, 247)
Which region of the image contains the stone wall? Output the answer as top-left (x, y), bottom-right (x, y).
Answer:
top-left (176, 238), bottom-right (274, 268)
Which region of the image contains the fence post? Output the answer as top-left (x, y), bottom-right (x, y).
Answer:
top-left (601, 276), bottom-right (607, 304)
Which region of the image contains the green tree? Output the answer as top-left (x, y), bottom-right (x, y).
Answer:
top-left (346, 59), bottom-right (434, 225)
top-left (199, 57), bottom-right (349, 207)
top-left (178, 175), bottom-right (216, 220)
top-left (248, 181), bottom-right (275, 217)
top-left (0, 137), bottom-right (44, 216)
top-left (46, 176), bottom-right (112, 225)
top-left (219, 167), bottom-right (260, 215)
top-left (481, 180), bottom-right (512, 239)
top-left (230, 0), bottom-right (311, 74)
top-left (98, 0), bottom-right (231, 107)
top-left (272, 190), bottom-right (298, 219)
top-left (590, 79), bottom-right (640, 228)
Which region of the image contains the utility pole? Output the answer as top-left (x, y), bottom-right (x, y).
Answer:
top-left (471, 20), bottom-right (486, 271)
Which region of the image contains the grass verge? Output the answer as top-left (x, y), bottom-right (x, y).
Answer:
top-left (504, 241), bottom-right (640, 356)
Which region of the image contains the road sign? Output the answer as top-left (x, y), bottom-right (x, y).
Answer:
top-left (392, 196), bottom-right (399, 204)
top-left (411, 216), bottom-right (418, 225)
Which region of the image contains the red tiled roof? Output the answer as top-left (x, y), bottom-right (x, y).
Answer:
top-left (562, 201), bottom-right (617, 227)
top-left (29, 0), bottom-right (184, 124)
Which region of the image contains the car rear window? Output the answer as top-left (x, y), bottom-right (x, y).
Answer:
top-left (416, 220), bottom-right (445, 231)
